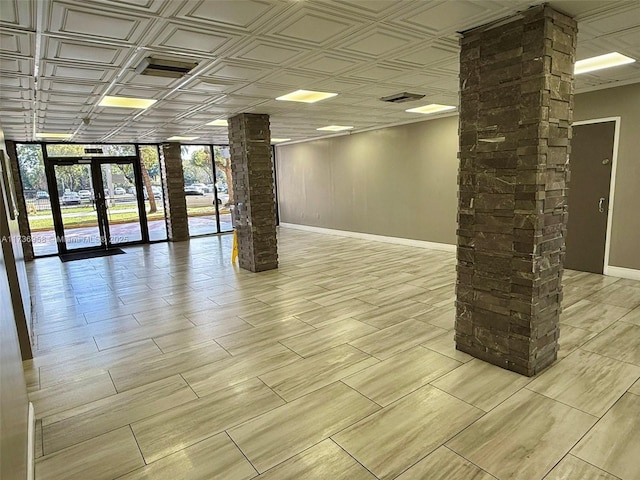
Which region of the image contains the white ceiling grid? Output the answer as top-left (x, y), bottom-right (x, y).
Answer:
top-left (0, 0), bottom-right (639, 144)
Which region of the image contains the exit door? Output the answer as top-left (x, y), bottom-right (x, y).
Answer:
top-left (46, 158), bottom-right (147, 254)
top-left (565, 120), bottom-right (617, 273)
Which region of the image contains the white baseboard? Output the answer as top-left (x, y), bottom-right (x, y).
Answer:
top-left (27, 402), bottom-right (35, 480)
top-left (605, 265), bottom-right (640, 281)
top-left (280, 223), bottom-right (456, 253)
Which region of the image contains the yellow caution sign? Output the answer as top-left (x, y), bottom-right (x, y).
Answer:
top-left (231, 229), bottom-right (238, 264)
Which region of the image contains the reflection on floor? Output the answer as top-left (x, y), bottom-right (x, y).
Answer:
top-left (25, 228), bottom-right (640, 480)
top-left (30, 215), bottom-right (233, 256)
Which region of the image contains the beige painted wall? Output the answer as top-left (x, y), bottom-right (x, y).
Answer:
top-left (276, 115), bottom-right (459, 245)
top-left (573, 82), bottom-right (640, 270)
top-left (0, 131), bottom-right (30, 480)
top-left (276, 83), bottom-right (640, 270)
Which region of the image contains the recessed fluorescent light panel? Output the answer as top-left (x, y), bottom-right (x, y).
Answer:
top-left (99, 96), bottom-right (157, 109)
top-left (167, 136), bottom-right (199, 141)
top-left (276, 90), bottom-right (338, 103)
top-left (574, 52), bottom-right (636, 74)
top-left (34, 133), bottom-right (74, 139)
top-left (316, 125), bottom-right (353, 132)
top-left (405, 104), bottom-right (456, 115)
top-left (207, 119), bottom-right (228, 126)
top-left (271, 138), bottom-right (291, 143)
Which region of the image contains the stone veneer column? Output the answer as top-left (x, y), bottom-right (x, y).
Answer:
top-left (5, 141), bottom-right (34, 261)
top-left (455, 5), bottom-right (577, 376)
top-left (228, 113), bottom-right (278, 272)
top-left (160, 142), bottom-right (189, 241)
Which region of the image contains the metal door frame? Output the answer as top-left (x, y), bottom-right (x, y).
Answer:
top-left (572, 116), bottom-right (620, 276)
top-left (44, 153), bottom-right (149, 254)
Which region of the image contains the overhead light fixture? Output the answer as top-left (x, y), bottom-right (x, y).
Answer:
top-left (207, 119), bottom-right (228, 126)
top-left (574, 52), bottom-right (636, 74)
top-left (35, 133), bottom-right (74, 139)
top-left (405, 104), bottom-right (456, 115)
top-left (99, 96), bottom-right (157, 109)
top-left (317, 125), bottom-right (353, 132)
top-left (271, 138), bottom-right (291, 143)
top-left (276, 90), bottom-right (338, 103)
top-left (167, 136), bottom-right (199, 141)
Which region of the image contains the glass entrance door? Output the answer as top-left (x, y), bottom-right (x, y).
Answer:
top-left (47, 158), bottom-right (147, 253)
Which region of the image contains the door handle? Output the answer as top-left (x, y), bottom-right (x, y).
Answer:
top-left (598, 197), bottom-right (606, 213)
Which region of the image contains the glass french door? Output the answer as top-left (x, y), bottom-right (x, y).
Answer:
top-left (46, 158), bottom-right (147, 253)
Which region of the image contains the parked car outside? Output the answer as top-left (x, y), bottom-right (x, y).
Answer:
top-left (216, 183), bottom-right (228, 193)
top-left (127, 186), bottom-right (136, 195)
top-left (61, 192), bottom-right (81, 205)
top-left (184, 185), bottom-right (204, 195)
top-left (36, 190), bottom-right (50, 199)
top-left (114, 187), bottom-right (126, 195)
top-left (78, 189), bottom-right (92, 200)
top-left (191, 183), bottom-right (207, 193)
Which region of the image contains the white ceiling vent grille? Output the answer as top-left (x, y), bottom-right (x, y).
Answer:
top-left (380, 92), bottom-right (425, 103)
top-left (135, 57), bottom-right (199, 78)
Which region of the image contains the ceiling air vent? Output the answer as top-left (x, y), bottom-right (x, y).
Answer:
top-left (135, 57), bottom-right (199, 78)
top-left (380, 92), bottom-right (425, 103)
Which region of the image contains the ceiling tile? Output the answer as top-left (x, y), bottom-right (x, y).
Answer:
top-left (153, 24), bottom-right (236, 54)
top-left (233, 41), bottom-right (307, 65)
top-left (46, 38), bottom-right (126, 65)
top-left (0, 0), bottom-right (33, 29)
top-left (270, 8), bottom-right (356, 45)
top-left (176, 0), bottom-right (280, 29)
top-left (339, 27), bottom-right (420, 57)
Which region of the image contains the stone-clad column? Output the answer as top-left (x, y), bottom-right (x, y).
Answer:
top-left (228, 113), bottom-right (278, 272)
top-left (160, 142), bottom-right (189, 241)
top-left (455, 5), bottom-right (577, 376)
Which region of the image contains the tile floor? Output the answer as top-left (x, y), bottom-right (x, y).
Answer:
top-left (24, 228), bottom-right (640, 480)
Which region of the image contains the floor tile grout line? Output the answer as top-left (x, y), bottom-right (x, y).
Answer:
top-left (179, 373), bottom-right (200, 399)
top-left (442, 445), bottom-right (500, 479)
top-left (330, 438), bottom-right (381, 479)
top-left (128, 424), bottom-right (148, 466)
top-left (338, 380), bottom-right (383, 409)
top-left (224, 431), bottom-right (260, 475)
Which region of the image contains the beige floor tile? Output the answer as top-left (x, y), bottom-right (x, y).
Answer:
top-left (561, 299), bottom-right (631, 332)
top-left (357, 284), bottom-right (427, 307)
top-left (281, 318), bottom-right (378, 357)
top-left (36, 427), bottom-right (144, 480)
top-left (415, 284), bottom-right (456, 308)
top-left (42, 375), bottom-right (197, 454)
top-left (24, 365), bottom-right (40, 393)
top-left (557, 324), bottom-right (599, 360)
top-left (215, 317), bottom-right (314, 355)
top-left (38, 340), bottom-right (162, 388)
top-left (620, 306), bottom-right (640, 326)
top-left (431, 358), bottom-right (532, 411)
top-left (35, 419), bottom-right (43, 459)
top-left (333, 385), bottom-right (483, 480)
top-left (228, 382), bottom-right (379, 474)
top-left (353, 299), bottom-right (432, 329)
top-left (119, 432), bottom-right (256, 480)
top-left (395, 446), bottom-right (496, 480)
top-left (109, 341), bottom-right (229, 391)
top-left (259, 344), bottom-right (378, 401)
top-left (343, 346), bottom-right (460, 406)
top-left (447, 389), bottom-right (597, 480)
top-left (185, 299), bottom-right (271, 325)
top-left (255, 439), bottom-right (376, 480)
top-left (307, 285), bottom-right (380, 307)
top-left (29, 372), bottom-right (116, 418)
top-left (183, 343), bottom-right (301, 397)
top-left (582, 322), bottom-right (640, 366)
top-left (562, 284), bottom-right (593, 308)
top-left (94, 319), bottom-right (195, 350)
top-left (630, 378), bottom-right (640, 395)
top-left (527, 348), bottom-right (640, 416)
top-left (293, 299), bottom-right (379, 327)
top-left (588, 284), bottom-right (640, 309)
top-left (233, 299), bottom-right (322, 327)
top-left (572, 393), bottom-right (640, 480)
top-left (152, 317), bottom-right (253, 352)
top-left (132, 377), bottom-right (284, 463)
top-left (413, 305), bottom-right (455, 330)
top-left (545, 455), bottom-right (619, 480)
top-left (422, 332), bottom-right (475, 363)
top-left (350, 319), bottom-right (448, 360)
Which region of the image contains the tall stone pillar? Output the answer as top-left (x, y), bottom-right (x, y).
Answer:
top-left (455, 5), bottom-right (577, 376)
top-left (160, 142), bottom-right (189, 241)
top-left (228, 113), bottom-right (278, 272)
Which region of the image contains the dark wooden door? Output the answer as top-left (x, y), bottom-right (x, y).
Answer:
top-left (565, 121), bottom-right (616, 273)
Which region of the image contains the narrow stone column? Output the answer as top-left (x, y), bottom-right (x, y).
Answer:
top-left (455, 5), bottom-right (577, 376)
top-left (228, 113), bottom-right (278, 272)
top-left (5, 141), bottom-right (34, 261)
top-left (160, 142), bottom-right (189, 241)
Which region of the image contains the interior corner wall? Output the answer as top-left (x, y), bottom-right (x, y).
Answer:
top-left (276, 115), bottom-right (459, 245)
top-left (276, 83), bottom-right (639, 271)
top-left (572, 82), bottom-right (640, 270)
